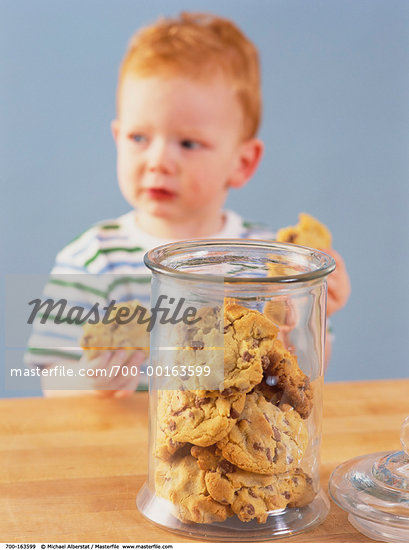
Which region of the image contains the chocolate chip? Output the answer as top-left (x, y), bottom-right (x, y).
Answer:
top-left (287, 456), bottom-right (294, 465)
top-left (287, 232), bottom-right (297, 243)
top-left (168, 421), bottom-right (176, 431)
top-left (269, 351), bottom-right (281, 368)
top-left (266, 448), bottom-right (273, 462)
top-left (292, 476), bottom-right (298, 485)
top-left (191, 340), bottom-right (204, 350)
top-left (253, 442), bottom-right (263, 451)
top-left (261, 355), bottom-right (270, 370)
top-left (221, 388), bottom-right (233, 396)
top-left (185, 328), bottom-right (195, 339)
top-left (284, 491), bottom-right (291, 500)
top-left (230, 406), bottom-right (240, 419)
top-left (174, 406), bottom-right (188, 416)
top-left (272, 427), bottom-right (281, 441)
top-left (299, 379), bottom-right (310, 391)
top-left (252, 339), bottom-right (260, 348)
top-left (248, 489), bottom-right (257, 498)
top-left (219, 459), bottom-right (236, 474)
top-left (195, 397), bottom-right (211, 407)
top-left (243, 504), bottom-right (255, 516)
top-left (242, 351), bottom-right (253, 362)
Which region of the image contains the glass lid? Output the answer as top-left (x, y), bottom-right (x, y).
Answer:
top-left (329, 415), bottom-right (409, 542)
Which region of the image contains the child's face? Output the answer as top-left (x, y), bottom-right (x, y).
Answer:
top-left (112, 75), bottom-right (260, 227)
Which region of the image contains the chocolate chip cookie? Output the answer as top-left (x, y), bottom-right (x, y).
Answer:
top-left (155, 393), bottom-right (187, 461)
top-left (216, 390), bottom-right (308, 474)
top-left (156, 388), bottom-right (246, 447)
top-left (81, 299), bottom-right (149, 359)
top-left (223, 303), bottom-right (279, 393)
top-left (176, 303), bottom-right (279, 394)
top-left (155, 454), bottom-right (232, 524)
top-left (276, 212), bottom-right (332, 250)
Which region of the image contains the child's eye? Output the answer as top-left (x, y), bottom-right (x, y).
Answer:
top-left (130, 134), bottom-right (147, 143)
top-left (180, 139), bottom-right (201, 150)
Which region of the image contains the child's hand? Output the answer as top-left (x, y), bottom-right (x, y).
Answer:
top-left (80, 349), bottom-right (146, 398)
top-left (324, 249), bottom-right (351, 317)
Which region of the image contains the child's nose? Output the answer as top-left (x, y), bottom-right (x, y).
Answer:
top-left (147, 138), bottom-right (177, 175)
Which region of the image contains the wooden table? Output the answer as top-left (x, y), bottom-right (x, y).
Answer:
top-left (1, 379), bottom-right (408, 543)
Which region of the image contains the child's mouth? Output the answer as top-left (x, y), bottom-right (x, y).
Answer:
top-left (145, 188), bottom-right (176, 200)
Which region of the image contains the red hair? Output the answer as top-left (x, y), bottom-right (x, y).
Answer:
top-left (117, 12), bottom-right (262, 139)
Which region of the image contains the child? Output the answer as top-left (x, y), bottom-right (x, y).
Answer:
top-left (26, 12), bottom-right (350, 397)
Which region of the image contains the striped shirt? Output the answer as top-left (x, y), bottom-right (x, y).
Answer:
top-left (25, 210), bottom-right (276, 385)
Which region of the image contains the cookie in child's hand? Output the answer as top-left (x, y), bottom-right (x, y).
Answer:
top-left (80, 299), bottom-right (149, 359)
top-left (276, 213), bottom-right (332, 250)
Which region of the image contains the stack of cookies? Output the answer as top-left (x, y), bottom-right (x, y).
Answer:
top-left (154, 303), bottom-right (315, 525)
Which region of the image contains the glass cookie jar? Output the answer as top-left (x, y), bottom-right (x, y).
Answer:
top-left (137, 239), bottom-right (335, 541)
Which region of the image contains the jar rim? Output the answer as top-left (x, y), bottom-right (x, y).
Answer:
top-left (144, 239), bottom-right (336, 284)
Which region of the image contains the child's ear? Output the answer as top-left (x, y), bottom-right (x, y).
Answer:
top-left (111, 120), bottom-right (120, 143)
top-left (228, 138), bottom-right (264, 189)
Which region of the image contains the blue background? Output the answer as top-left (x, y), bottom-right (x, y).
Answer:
top-left (1, 0), bottom-right (408, 397)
